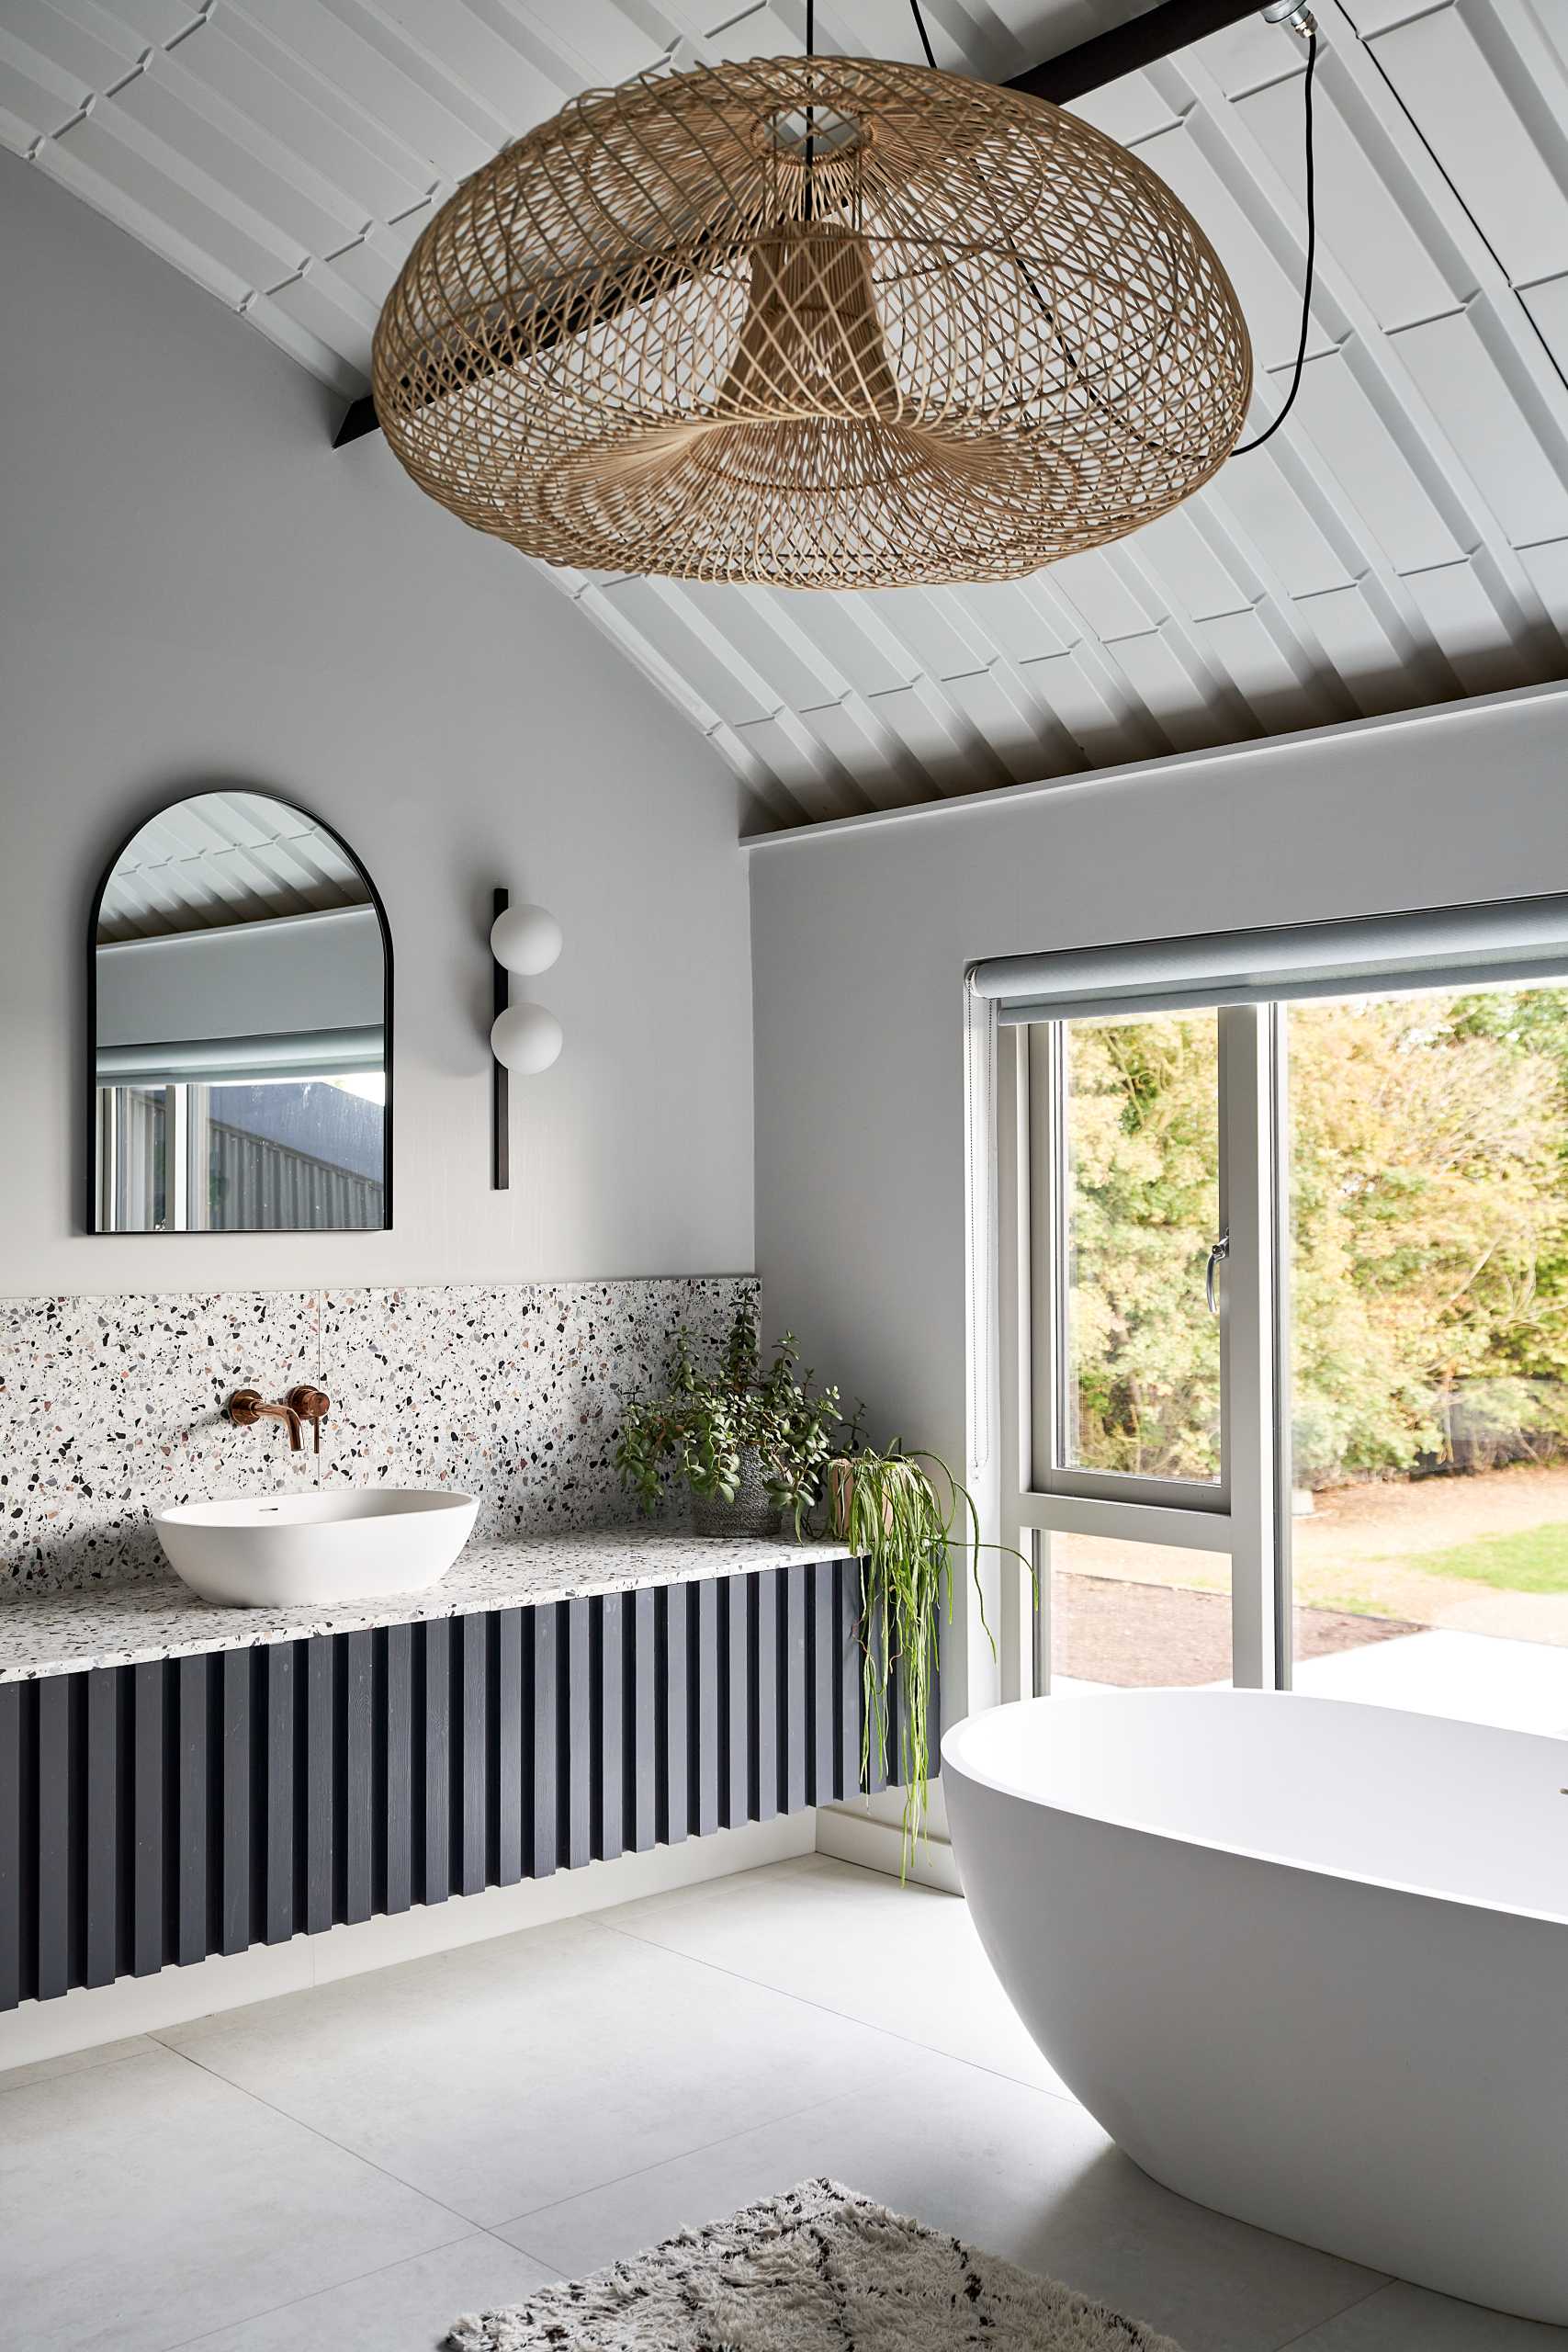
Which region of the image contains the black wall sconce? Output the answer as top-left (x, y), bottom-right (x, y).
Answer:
top-left (490, 888), bottom-right (563, 1191)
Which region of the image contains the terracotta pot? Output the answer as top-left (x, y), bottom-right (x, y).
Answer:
top-left (826, 1457), bottom-right (898, 1544)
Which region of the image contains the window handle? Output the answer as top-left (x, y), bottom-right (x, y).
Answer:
top-left (1205, 1231), bottom-right (1230, 1315)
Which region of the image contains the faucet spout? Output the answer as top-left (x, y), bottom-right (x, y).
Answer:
top-left (229, 1386), bottom-right (330, 1453)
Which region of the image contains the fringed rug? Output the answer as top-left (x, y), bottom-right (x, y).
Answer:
top-left (446, 2177), bottom-right (1181, 2350)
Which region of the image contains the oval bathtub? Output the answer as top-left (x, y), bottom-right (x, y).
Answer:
top-left (942, 1690), bottom-right (1568, 2323)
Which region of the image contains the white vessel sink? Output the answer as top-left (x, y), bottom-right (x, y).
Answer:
top-left (153, 1488), bottom-right (479, 1608)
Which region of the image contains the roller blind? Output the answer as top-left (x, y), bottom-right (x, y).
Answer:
top-left (96, 1025), bottom-right (385, 1086)
top-left (970, 893), bottom-right (1568, 1025)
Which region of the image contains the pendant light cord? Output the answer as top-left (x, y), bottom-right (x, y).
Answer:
top-left (804, 0), bottom-right (816, 220)
top-left (1234, 30), bottom-right (1318, 454)
top-left (909, 0), bottom-right (1316, 462)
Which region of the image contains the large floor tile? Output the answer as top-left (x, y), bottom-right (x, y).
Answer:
top-left (158, 1914), bottom-right (919, 2227)
top-left (0, 2045), bottom-right (466, 2352)
top-left (171, 2232), bottom-right (559, 2351)
top-left (1290, 2279), bottom-right (1568, 2348)
top-left (599, 1851), bottom-right (1071, 2096)
top-left (0, 2030), bottom-right (158, 2093)
top-left (495, 2041), bottom-right (1384, 2352)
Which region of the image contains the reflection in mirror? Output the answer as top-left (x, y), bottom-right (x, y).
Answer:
top-left (92, 791), bottom-right (389, 1233)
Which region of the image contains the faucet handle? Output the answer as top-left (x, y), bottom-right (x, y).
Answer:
top-left (286, 1385), bottom-right (332, 1454)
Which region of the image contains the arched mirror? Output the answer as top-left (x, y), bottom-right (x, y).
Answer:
top-left (89, 790), bottom-right (391, 1233)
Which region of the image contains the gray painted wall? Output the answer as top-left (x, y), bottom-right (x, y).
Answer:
top-left (749, 679), bottom-right (1568, 1711)
top-left (0, 153), bottom-right (754, 1297)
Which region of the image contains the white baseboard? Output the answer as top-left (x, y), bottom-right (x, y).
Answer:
top-left (0, 1813), bottom-right (817, 2073)
top-left (815, 1799), bottom-right (963, 1894)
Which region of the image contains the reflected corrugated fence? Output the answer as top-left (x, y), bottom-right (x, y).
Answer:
top-left (208, 1118), bottom-right (383, 1231)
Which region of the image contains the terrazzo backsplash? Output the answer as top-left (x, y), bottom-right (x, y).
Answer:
top-left (1, 1278), bottom-right (757, 1597)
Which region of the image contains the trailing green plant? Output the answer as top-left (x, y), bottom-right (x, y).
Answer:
top-left (827, 1445), bottom-right (1029, 1874)
top-left (618, 1318), bottom-right (1030, 1876)
top-left (616, 1304), bottom-right (840, 1525)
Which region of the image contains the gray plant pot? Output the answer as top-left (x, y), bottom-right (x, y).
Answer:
top-left (691, 1451), bottom-right (783, 1538)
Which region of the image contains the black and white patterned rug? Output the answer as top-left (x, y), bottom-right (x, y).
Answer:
top-left (446, 2177), bottom-right (1182, 2349)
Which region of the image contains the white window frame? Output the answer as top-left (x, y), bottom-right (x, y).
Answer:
top-left (982, 894), bottom-right (1568, 1710)
top-left (996, 1006), bottom-right (1283, 1700)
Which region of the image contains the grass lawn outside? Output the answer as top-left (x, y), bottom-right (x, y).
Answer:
top-left (1408, 1521), bottom-right (1568, 1594)
top-left (1055, 1469), bottom-right (1568, 1645)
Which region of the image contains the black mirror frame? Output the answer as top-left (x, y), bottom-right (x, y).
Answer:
top-left (85, 788), bottom-right (394, 1236)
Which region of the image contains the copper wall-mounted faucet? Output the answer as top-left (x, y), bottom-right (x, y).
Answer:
top-left (229, 1385), bottom-right (332, 1454)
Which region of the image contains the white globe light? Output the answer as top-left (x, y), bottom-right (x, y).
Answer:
top-left (491, 901), bottom-right (562, 977)
top-left (491, 1001), bottom-right (562, 1075)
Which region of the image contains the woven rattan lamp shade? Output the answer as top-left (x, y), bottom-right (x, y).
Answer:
top-left (373, 56), bottom-right (1253, 592)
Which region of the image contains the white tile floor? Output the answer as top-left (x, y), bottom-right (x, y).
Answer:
top-left (2, 1853), bottom-right (1561, 2352)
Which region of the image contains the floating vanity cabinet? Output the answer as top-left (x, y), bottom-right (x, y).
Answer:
top-left (0, 1551), bottom-right (905, 2011)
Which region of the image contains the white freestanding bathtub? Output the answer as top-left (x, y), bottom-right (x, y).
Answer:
top-left (942, 1689), bottom-right (1568, 2323)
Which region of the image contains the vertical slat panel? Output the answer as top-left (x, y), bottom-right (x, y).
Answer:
top-left (34, 1676), bottom-right (70, 1998)
top-left (0, 1683), bottom-right (21, 2010)
top-left (84, 1669), bottom-right (119, 1987)
top-left (264, 1645), bottom-right (294, 1945)
top-left (751, 1570), bottom-right (779, 1825)
top-left (862, 1576), bottom-right (889, 1798)
top-left (592, 1594), bottom-right (624, 1862)
top-left (343, 1632), bottom-right (375, 1924)
top-left (383, 1625), bottom-right (412, 1916)
top-left (420, 1620), bottom-right (451, 1905)
top-left (492, 1610), bottom-right (524, 1887)
top-left (719, 1575), bottom-right (750, 1830)
top-left (807, 1561), bottom-right (837, 1804)
top-left (839, 1559), bottom-right (865, 1801)
top-left (885, 1579), bottom-right (906, 1796)
top-left (175, 1657), bottom-right (209, 1966)
top-left (689, 1577), bottom-right (719, 1838)
top-left (781, 1564), bottom-right (808, 1817)
top-left (303, 1639), bottom-right (335, 1936)
top-left (455, 1613), bottom-right (487, 1897)
top-left (130, 1662), bottom-right (165, 1978)
top-left (527, 1604), bottom-right (558, 1880)
top-left (219, 1654), bottom-right (251, 1958)
top-left (655, 1584), bottom-right (687, 1847)
top-left (626, 1588), bottom-right (657, 1853)
top-left (930, 1627), bottom-right (942, 1766)
top-left (0, 1564), bottom-right (898, 2014)
top-left (562, 1600), bottom-right (592, 1869)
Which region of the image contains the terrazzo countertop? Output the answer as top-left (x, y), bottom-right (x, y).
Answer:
top-left (0, 1531), bottom-right (854, 1683)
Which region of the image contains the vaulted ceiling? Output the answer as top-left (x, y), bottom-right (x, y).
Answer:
top-left (8, 0), bottom-right (1568, 827)
top-left (98, 792), bottom-right (369, 941)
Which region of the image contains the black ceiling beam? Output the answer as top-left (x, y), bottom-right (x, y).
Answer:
top-left (1005, 0), bottom-right (1262, 106)
top-left (333, 0), bottom-right (1264, 449)
top-left (334, 392), bottom-right (381, 447)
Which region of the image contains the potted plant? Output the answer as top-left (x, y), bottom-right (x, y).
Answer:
top-left (618, 1321), bottom-right (1027, 1873)
top-left (826, 1442), bottom-right (1032, 1872)
top-left (616, 1305), bottom-right (840, 1536)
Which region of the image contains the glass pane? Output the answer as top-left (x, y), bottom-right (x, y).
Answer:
top-left (101, 1083), bottom-right (167, 1232)
top-left (1050, 1532), bottom-right (1232, 1688)
top-left (1062, 1011), bottom-right (1222, 1482)
top-left (205, 1077), bottom-right (387, 1232)
top-left (1287, 983), bottom-right (1568, 1734)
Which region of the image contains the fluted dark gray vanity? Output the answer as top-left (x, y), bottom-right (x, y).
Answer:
top-left (0, 1534), bottom-right (907, 2013)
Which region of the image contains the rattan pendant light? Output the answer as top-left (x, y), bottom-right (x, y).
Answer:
top-left (373, 53), bottom-right (1252, 591)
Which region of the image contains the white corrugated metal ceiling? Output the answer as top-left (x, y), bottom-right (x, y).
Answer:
top-left (98, 788), bottom-right (369, 940)
top-left (8, 0), bottom-right (1568, 827)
